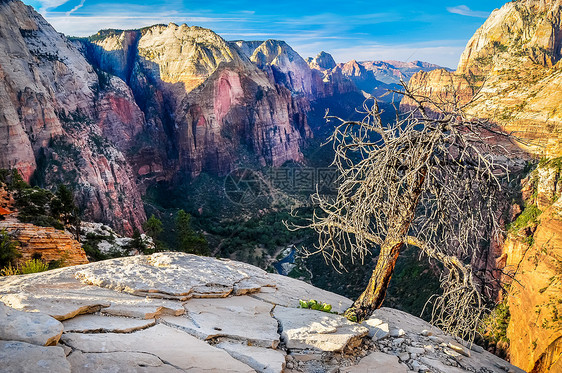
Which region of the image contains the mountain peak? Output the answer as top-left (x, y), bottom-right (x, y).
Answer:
top-left (308, 51), bottom-right (336, 70)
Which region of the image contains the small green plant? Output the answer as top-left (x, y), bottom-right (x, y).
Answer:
top-left (0, 263), bottom-right (20, 276)
top-left (20, 259), bottom-right (49, 274)
top-left (507, 204), bottom-right (542, 233)
top-left (299, 299), bottom-right (333, 313)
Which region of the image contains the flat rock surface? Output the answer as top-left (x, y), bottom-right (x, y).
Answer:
top-left (0, 302), bottom-right (63, 346)
top-left (62, 314), bottom-right (155, 333)
top-left (217, 341), bottom-right (286, 373)
top-left (253, 274), bottom-right (352, 313)
top-left (0, 253), bottom-right (526, 373)
top-left (0, 267), bottom-right (185, 320)
top-left (67, 351), bottom-right (183, 372)
top-left (0, 341), bottom-right (70, 373)
top-left (162, 295), bottom-right (279, 347)
top-left (341, 351), bottom-right (408, 372)
top-left (273, 306), bottom-right (369, 352)
top-left (75, 253), bottom-right (275, 300)
top-left (370, 307), bottom-right (441, 336)
top-left (62, 324), bottom-right (254, 372)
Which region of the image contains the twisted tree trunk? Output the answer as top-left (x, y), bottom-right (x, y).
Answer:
top-left (344, 167), bottom-right (427, 322)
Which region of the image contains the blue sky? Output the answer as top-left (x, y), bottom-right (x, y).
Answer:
top-left (23, 0), bottom-right (508, 68)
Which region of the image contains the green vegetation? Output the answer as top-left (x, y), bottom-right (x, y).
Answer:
top-left (20, 259), bottom-right (49, 274)
top-left (478, 298), bottom-right (511, 359)
top-left (299, 299), bottom-right (333, 313)
top-left (1, 168), bottom-right (80, 233)
top-left (0, 229), bottom-right (20, 269)
top-left (507, 203), bottom-right (542, 233)
top-left (176, 210), bottom-right (209, 256)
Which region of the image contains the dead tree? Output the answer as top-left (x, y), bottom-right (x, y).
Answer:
top-left (304, 87), bottom-right (514, 340)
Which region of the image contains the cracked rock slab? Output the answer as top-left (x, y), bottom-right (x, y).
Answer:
top-left (75, 252), bottom-right (276, 300)
top-left (217, 342), bottom-right (286, 373)
top-left (0, 270), bottom-right (184, 321)
top-left (161, 295), bottom-right (279, 348)
top-left (341, 351), bottom-right (408, 373)
top-left (252, 274), bottom-right (352, 313)
top-left (0, 302), bottom-right (63, 346)
top-left (273, 306), bottom-right (369, 352)
top-left (62, 314), bottom-right (155, 333)
top-left (67, 351), bottom-right (183, 372)
top-left (61, 324), bottom-right (254, 372)
top-left (0, 341), bottom-right (70, 373)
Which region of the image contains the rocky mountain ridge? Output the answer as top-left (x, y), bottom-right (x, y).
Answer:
top-left (403, 1), bottom-right (562, 371)
top-left (403, 0), bottom-right (562, 157)
top-left (0, 252), bottom-right (525, 372)
top-left (0, 0), bottom-right (147, 234)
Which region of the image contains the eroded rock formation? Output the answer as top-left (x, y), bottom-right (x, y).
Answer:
top-left (0, 0), bottom-right (146, 234)
top-left (0, 220), bottom-right (88, 267)
top-left (501, 160), bottom-right (562, 372)
top-left (403, 0), bottom-right (562, 157)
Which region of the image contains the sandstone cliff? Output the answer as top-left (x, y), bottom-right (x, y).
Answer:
top-left (403, 0), bottom-right (562, 157)
top-left (501, 159), bottom-right (562, 372)
top-left (0, 0), bottom-right (146, 234)
top-left (0, 219), bottom-right (88, 267)
top-left (80, 29), bottom-right (312, 179)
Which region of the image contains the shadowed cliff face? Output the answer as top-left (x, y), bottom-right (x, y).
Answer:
top-left (0, 0), bottom-right (146, 235)
top-left (403, 0), bottom-right (562, 157)
top-left (81, 27), bottom-right (312, 180)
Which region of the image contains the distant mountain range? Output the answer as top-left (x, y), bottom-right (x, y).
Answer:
top-left (0, 0), bottom-right (447, 233)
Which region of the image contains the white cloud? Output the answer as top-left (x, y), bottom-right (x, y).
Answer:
top-left (34, 0), bottom-right (72, 14)
top-left (446, 5), bottom-right (489, 18)
top-left (66, 0), bottom-right (85, 16)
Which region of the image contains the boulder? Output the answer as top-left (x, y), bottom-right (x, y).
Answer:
top-left (273, 306), bottom-right (368, 352)
top-left (161, 295), bottom-right (279, 348)
top-left (340, 351), bottom-right (407, 373)
top-left (62, 324), bottom-right (254, 372)
top-left (0, 303), bottom-right (63, 346)
top-left (62, 314), bottom-right (155, 333)
top-left (217, 341), bottom-right (286, 373)
top-left (75, 253), bottom-right (276, 300)
top-left (67, 351), bottom-right (182, 372)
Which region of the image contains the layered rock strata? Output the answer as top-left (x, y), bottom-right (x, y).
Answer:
top-left (403, 0), bottom-right (562, 157)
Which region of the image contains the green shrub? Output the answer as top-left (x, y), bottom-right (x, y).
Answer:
top-left (20, 259), bottom-right (49, 274)
top-left (299, 299), bottom-right (334, 313)
top-left (507, 204), bottom-right (542, 233)
top-left (0, 229), bottom-right (20, 268)
top-left (0, 263), bottom-right (20, 276)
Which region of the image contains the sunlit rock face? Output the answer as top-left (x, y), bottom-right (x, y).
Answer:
top-left (403, 0), bottom-right (562, 157)
top-left (0, 0), bottom-right (146, 235)
top-left (82, 26), bottom-right (312, 179)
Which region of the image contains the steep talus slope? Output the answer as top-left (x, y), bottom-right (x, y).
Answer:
top-left (0, 0), bottom-right (146, 234)
top-left (82, 27), bottom-right (312, 179)
top-left (403, 0), bottom-right (562, 156)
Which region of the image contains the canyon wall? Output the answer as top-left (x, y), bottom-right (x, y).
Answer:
top-left (0, 0), bottom-right (146, 235)
top-left (403, 0), bottom-right (562, 157)
top-left (503, 160), bottom-right (562, 372)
